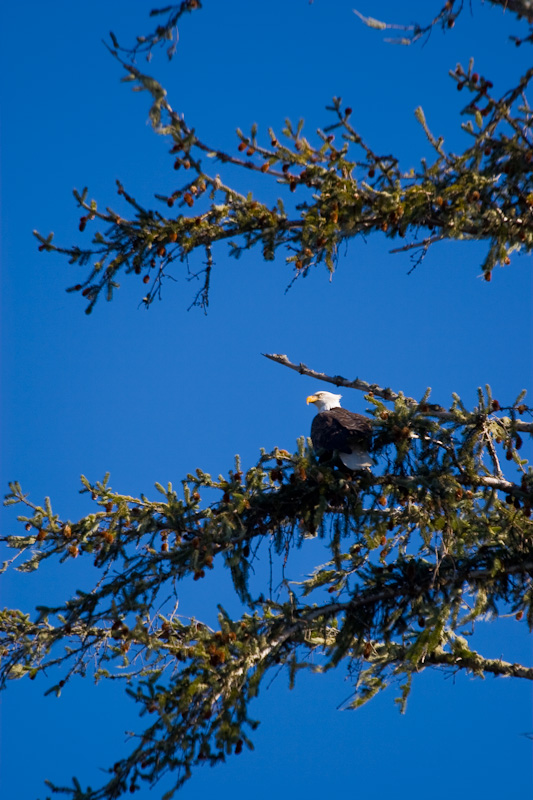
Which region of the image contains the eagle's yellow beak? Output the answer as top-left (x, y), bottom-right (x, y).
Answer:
top-left (306, 395), bottom-right (318, 405)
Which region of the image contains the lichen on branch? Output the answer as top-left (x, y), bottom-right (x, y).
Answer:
top-left (2, 374), bottom-right (532, 798)
top-left (34, 53), bottom-right (533, 313)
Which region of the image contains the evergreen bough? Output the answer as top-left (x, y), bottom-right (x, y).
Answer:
top-left (3, 3), bottom-right (533, 798)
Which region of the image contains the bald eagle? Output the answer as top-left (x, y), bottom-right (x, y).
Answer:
top-left (307, 391), bottom-right (373, 471)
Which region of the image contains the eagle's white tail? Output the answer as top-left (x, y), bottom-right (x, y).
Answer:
top-left (340, 447), bottom-right (373, 471)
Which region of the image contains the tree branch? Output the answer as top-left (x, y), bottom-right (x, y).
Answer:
top-left (262, 353), bottom-right (533, 432)
top-left (354, 1), bottom-right (533, 47)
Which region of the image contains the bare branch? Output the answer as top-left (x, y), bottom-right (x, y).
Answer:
top-left (262, 353), bottom-right (533, 432)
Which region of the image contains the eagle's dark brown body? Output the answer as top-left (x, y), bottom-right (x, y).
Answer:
top-left (311, 408), bottom-right (373, 467)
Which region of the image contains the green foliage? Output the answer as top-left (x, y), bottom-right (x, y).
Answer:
top-left (35, 31), bottom-right (533, 311)
top-left (2, 383), bottom-right (533, 798)
top-left (4, 4), bottom-right (533, 798)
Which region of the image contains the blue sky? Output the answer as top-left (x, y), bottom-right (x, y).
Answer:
top-left (1, 1), bottom-right (532, 798)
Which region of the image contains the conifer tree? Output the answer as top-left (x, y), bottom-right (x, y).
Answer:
top-left (33, 3), bottom-right (533, 312)
top-left (3, 3), bottom-right (533, 799)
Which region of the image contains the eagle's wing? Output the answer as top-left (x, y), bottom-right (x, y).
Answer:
top-left (311, 409), bottom-right (372, 454)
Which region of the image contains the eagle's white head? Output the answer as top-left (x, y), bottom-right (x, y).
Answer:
top-left (306, 391), bottom-right (342, 413)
